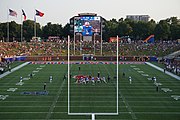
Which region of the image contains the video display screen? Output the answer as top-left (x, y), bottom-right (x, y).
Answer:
top-left (74, 16), bottom-right (101, 36)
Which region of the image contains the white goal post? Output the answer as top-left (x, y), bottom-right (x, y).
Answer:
top-left (67, 35), bottom-right (119, 119)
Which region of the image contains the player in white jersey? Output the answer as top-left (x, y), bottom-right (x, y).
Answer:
top-left (129, 76), bottom-right (132, 84)
top-left (20, 76), bottom-right (23, 82)
top-left (49, 76), bottom-right (53, 83)
top-left (102, 77), bottom-right (107, 83)
top-left (97, 77), bottom-right (101, 83)
top-left (82, 77), bottom-right (86, 84)
top-left (154, 77), bottom-right (156, 84)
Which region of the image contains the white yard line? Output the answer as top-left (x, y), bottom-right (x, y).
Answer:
top-left (145, 62), bottom-right (180, 80)
top-left (45, 77), bottom-right (66, 120)
top-left (0, 62), bottom-right (30, 79)
top-left (119, 92), bottom-right (137, 120)
top-left (134, 112), bottom-right (180, 114)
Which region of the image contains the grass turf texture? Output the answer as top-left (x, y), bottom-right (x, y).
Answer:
top-left (0, 63), bottom-right (179, 120)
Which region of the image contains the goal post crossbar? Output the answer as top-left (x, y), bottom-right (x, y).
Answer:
top-left (68, 113), bottom-right (119, 115)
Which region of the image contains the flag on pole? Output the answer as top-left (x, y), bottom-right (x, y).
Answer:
top-left (22, 9), bottom-right (26, 21)
top-left (35, 9), bottom-right (44, 17)
top-left (9, 9), bottom-right (17, 17)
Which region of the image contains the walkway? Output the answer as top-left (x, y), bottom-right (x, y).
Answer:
top-left (0, 62), bottom-right (30, 79)
top-left (145, 62), bottom-right (180, 80)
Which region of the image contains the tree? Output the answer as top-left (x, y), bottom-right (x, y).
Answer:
top-left (62, 23), bottom-right (72, 38)
top-left (154, 20), bottom-right (170, 40)
top-left (23, 20), bottom-right (35, 41)
top-left (9, 21), bottom-right (20, 41)
top-left (42, 22), bottom-right (63, 39)
top-left (0, 23), bottom-right (4, 40)
top-left (168, 17), bottom-right (180, 40)
top-left (116, 20), bottom-right (132, 37)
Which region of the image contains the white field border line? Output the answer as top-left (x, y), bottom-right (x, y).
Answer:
top-left (119, 91), bottom-right (137, 120)
top-left (0, 62), bottom-right (30, 79)
top-left (145, 62), bottom-right (180, 80)
top-left (45, 74), bottom-right (67, 120)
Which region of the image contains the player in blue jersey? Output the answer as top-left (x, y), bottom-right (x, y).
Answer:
top-left (82, 22), bottom-right (94, 36)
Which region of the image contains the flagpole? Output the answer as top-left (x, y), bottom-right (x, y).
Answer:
top-left (7, 8), bottom-right (9, 42)
top-left (34, 15), bottom-right (36, 38)
top-left (94, 33), bottom-right (95, 55)
top-left (21, 10), bottom-right (23, 42)
top-left (34, 9), bottom-right (36, 38)
top-left (100, 21), bottom-right (103, 55)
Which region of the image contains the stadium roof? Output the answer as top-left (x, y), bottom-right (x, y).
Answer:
top-left (78, 13), bottom-right (97, 16)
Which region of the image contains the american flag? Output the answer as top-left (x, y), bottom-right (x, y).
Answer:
top-left (9, 9), bottom-right (17, 17)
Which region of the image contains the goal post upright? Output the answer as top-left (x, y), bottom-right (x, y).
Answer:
top-left (68, 35), bottom-right (70, 114)
top-left (116, 35), bottom-right (119, 114)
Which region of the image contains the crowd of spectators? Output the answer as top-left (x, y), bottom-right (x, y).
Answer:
top-left (75, 40), bottom-right (179, 57)
top-left (0, 40), bottom-right (179, 58)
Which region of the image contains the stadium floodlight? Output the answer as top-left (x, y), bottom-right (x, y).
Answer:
top-left (67, 35), bottom-right (119, 120)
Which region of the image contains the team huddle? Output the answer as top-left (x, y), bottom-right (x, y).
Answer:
top-left (73, 74), bottom-right (109, 85)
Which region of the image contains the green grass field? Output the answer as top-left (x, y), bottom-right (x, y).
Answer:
top-left (0, 62), bottom-right (180, 120)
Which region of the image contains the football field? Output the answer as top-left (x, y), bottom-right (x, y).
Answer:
top-left (0, 62), bottom-right (180, 120)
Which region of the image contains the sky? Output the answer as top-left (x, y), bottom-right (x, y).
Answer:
top-left (0, 0), bottom-right (180, 26)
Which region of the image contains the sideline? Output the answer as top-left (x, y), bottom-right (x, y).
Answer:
top-left (145, 62), bottom-right (180, 80)
top-left (0, 62), bottom-right (30, 79)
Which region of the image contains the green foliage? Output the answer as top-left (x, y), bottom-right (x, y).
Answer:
top-left (0, 17), bottom-right (180, 42)
top-left (42, 22), bottom-right (63, 39)
top-left (154, 20), bottom-right (171, 40)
